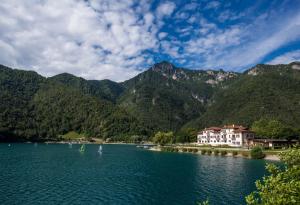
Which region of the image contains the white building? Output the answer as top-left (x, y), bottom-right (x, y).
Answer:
top-left (197, 125), bottom-right (255, 147)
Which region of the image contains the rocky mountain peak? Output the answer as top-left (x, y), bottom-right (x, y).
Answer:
top-left (151, 61), bottom-right (176, 73)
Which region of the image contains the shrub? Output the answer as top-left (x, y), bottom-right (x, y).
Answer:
top-left (220, 150), bottom-right (227, 156)
top-left (207, 150), bottom-right (212, 155)
top-left (214, 150), bottom-right (220, 155)
top-left (250, 146), bottom-right (265, 159)
top-left (161, 147), bottom-right (179, 152)
top-left (201, 149), bottom-right (207, 154)
top-left (193, 148), bottom-right (198, 153)
top-left (232, 151), bottom-right (238, 156)
top-left (182, 148), bottom-right (188, 152)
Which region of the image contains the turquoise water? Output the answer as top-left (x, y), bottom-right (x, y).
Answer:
top-left (0, 144), bottom-right (270, 205)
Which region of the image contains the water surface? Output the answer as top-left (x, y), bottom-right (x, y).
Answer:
top-left (0, 144), bottom-right (270, 205)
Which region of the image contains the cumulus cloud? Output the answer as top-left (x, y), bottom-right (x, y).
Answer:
top-left (268, 50), bottom-right (300, 64)
top-left (0, 0), bottom-right (299, 80)
top-left (0, 0), bottom-right (158, 81)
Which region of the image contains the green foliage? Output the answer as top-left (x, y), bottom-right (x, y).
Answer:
top-left (119, 62), bottom-right (216, 134)
top-left (185, 63), bottom-right (300, 133)
top-left (207, 150), bottom-right (212, 155)
top-left (152, 131), bottom-right (174, 145)
top-left (61, 131), bottom-right (87, 140)
top-left (214, 150), bottom-right (219, 155)
top-left (175, 127), bottom-right (197, 143)
top-left (161, 147), bottom-right (178, 152)
top-left (220, 150), bottom-right (227, 156)
top-left (50, 73), bottom-right (124, 102)
top-left (1, 62), bottom-right (300, 142)
top-left (232, 151), bottom-right (238, 156)
top-left (250, 146), bottom-right (265, 159)
top-left (182, 148), bottom-right (188, 152)
top-left (251, 118), bottom-right (298, 139)
top-left (201, 150), bottom-right (207, 154)
top-left (246, 149), bottom-right (300, 205)
top-left (0, 65), bottom-right (145, 141)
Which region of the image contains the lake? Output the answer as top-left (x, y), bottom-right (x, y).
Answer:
top-left (0, 144), bottom-right (270, 205)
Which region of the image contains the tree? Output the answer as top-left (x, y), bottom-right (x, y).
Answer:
top-left (176, 128), bottom-right (197, 143)
top-left (251, 119), bottom-right (298, 139)
top-left (152, 131), bottom-right (174, 145)
top-left (250, 146), bottom-right (265, 159)
top-left (246, 149), bottom-right (300, 205)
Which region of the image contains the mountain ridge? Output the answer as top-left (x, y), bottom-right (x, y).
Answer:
top-left (1, 61), bottom-right (300, 141)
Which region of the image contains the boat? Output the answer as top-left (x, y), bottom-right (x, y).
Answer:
top-left (98, 145), bottom-right (102, 153)
top-left (79, 144), bottom-right (85, 153)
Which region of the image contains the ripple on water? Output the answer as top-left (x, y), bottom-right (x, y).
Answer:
top-left (0, 144), bottom-right (269, 205)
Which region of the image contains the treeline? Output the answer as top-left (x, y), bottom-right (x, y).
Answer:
top-left (0, 65), bottom-right (148, 142)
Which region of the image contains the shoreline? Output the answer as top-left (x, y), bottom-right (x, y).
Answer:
top-left (148, 145), bottom-right (281, 161)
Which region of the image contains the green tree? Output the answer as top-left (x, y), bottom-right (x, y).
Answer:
top-left (246, 149), bottom-right (300, 205)
top-left (152, 131), bottom-right (174, 145)
top-left (251, 119), bottom-right (298, 139)
top-left (176, 128), bottom-right (197, 143)
top-left (250, 146), bottom-right (265, 159)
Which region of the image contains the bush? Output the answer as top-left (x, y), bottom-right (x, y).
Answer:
top-left (246, 149), bottom-right (300, 204)
top-left (232, 151), bottom-right (238, 156)
top-left (250, 146), bottom-right (265, 159)
top-left (193, 148), bottom-right (198, 153)
top-left (220, 150), bottom-right (227, 156)
top-left (161, 147), bottom-right (179, 152)
top-left (207, 150), bottom-right (212, 155)
top-left (182, 148), bottom-right (188, 152)
top-left (214, 150), bottom-right (220, 155)
top-left (201, 149), bottom-right (207, 154)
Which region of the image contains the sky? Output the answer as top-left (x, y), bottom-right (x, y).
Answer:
top-left (0, 0), bottom-right (300, 81)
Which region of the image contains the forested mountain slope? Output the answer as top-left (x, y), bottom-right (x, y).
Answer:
top-left (1, 62), bottom-right (300, 141)
top-left (183, 62), bottom-right (300, 131)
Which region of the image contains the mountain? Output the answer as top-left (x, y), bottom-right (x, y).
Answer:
top-left (183, 62), bottom-right (300, 130)
top-left (118, 61), bottom-right (238, 133)
top-left (1, 61), bottom-right (300, 142)
top-left (49, 73), bottom-right (124, 102)
top-left (0, 64), bottom-right (144, 141)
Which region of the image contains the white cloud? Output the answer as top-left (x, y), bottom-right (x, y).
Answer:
top-left (178, 5), bottom-right (300, 70)
top-left (156, 1), bottom-right (176, 19)
top-left (0, 0), bottom-right (158, 81)
top-left (268, 50), bottom-right (300, 64)
top-left (204, 1), bottom-right (220, 10)
top-left (158, 32), bottom-right (168, 39)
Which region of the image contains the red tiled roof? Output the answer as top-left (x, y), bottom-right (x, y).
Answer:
top-left (204, 127), bottom-right (222, 131)
top-left (223, 124), bottom-right (247, 130)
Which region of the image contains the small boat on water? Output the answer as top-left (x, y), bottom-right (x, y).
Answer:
top-left (98, 145), bottom-right (102, 153)
top-left (79, 144), bottom-right (85, 153)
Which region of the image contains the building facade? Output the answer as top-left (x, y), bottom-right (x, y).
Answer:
top-left (197, 125), bottom-right (255, 147)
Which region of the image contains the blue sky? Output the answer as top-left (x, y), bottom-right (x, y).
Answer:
top-left (0, 0), bottom-right (300, 81)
